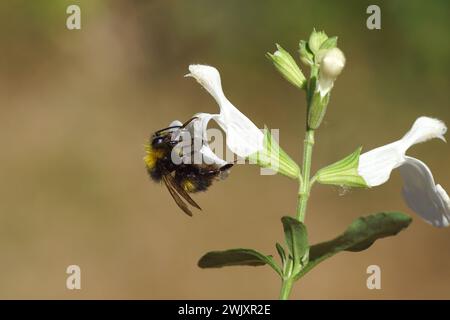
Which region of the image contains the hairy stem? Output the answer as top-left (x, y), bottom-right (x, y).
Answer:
top-left (297, 129), bottom-right (315, 222)
top-left (280, 130), bottom-right (315, 300)
top-left (280, 66), bottom-right (318, 300)
top-left (279, 277), bottom-right (294, 300)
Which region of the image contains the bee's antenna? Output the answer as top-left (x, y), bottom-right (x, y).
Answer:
top-left (154, 117), bottom-right (199, 136)
top-left (180, 117), bottom-right (199, 129)
top-left (154, 125), bottom-right (182, 135)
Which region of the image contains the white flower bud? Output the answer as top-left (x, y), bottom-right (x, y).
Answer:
top-left (317, 48), bottom-right (346, 97)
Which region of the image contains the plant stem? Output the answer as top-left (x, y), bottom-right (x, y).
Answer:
top-left (279, 277), bottom-right (294, 300)
top-left (280, 130), bottom-right (314, 300)
top-left (281, 67), bottom-right (318, 300)
top-left (296, 129), bottom-right (315, 222)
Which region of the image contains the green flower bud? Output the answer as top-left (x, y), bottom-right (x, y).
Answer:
top-left (308, 29), bottom-right (328, 54)
top-left (298, 40), bottom-right (314, 66)
top-left (267, 44), bottom-right (306, 89)
top-left (307, 47), bottom-right (346, 129)
top-left (319, 36), bottom-right (338, 50)
top-left (307, 87), bottom-right (330, 130)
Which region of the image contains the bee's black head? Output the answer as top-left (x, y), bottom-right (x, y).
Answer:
top-left (151, 135), bottom-right (165, 148)
top-left (151, 133), bottom-right (179, 149)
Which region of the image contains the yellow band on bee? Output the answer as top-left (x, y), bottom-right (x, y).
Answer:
top-left (144, 144), bottom-right (165, 169)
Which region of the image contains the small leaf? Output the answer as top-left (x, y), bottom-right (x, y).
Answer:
top-left (315, 147), bottom-right (368, 188)
top-left (281, 216), bottom-right (309, 271)
top-left (295, 212), bottom-right (412, 280)
top-left (276, 242), bottom-right (286, 266)
top-left (198, 248), bottom-right (282, 276)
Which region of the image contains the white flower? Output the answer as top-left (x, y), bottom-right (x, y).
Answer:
top-left (317, 48), bottom-right (346, 97)
top-left (185, 64), bottom-right (264, 158)
top-left (358, 117), bottom-right (450, 227)
top-left (167, 64), bottom-right (299, 179)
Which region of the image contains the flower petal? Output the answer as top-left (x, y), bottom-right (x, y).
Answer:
top-left (186, 65), bottom-right (225, 104)
top-left (187, 64), bottom-right (264, 157)
top-left (401, 116), bottom-right (447, 147)
top-left (198, 144), bottom-right (228, 167)
top-left (170, 115), bottom-right (227, 166)
top-left (169, 120), bottom-right (183, 127)
top-left (398, 156), bottom-right (450, 227)
top-left (358, 117), bottom-right (447, 187)
top-left (358, 140), bottom-right (405, 187)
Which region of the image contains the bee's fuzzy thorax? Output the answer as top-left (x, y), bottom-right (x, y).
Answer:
top-left (144, 143), bottom-right (166, 181)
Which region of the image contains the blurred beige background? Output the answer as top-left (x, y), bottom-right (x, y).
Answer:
top-left (0, 0), bottom-right (449, 299)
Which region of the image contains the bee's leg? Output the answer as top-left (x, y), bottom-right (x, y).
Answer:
top-left (220, 163), bottom-right (234, 171)
top-left (200, 164), bottom-right (233, 175)
top-left (175, 144), bottom-right (197, 164)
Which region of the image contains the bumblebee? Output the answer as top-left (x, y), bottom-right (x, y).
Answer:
top-left (145, 118), bottom-right (233, 216)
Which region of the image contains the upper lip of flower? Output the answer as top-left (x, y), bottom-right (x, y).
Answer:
top-left (358, 116), bottom-right (449, 227)
top-left (183, 64), bottom-right (264, 160)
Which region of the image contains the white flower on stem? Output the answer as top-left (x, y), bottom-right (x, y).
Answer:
top-left (172, 64), bottom-right (299, 179)
top-left (185, 64), bottom-right (264, 158)
top-left (317, 48), bottom-right (346, 97)
top-left (358, 117), bottom-right (450, 227)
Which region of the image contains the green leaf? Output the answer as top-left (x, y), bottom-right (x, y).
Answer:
top-left (281, 216), bottom-right (309, 273)
top-left (198, 248), bottom-right (282, 276)
top-left (315, 147), bottom-right (368, 188)
top-left (295, 212), bottom-right (412, 280)
top-left (275, 242), bottom-right (286, 267)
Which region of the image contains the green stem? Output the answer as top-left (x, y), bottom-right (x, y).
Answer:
top-left (296, 129), bottom-right (315, 222)
top-left (280, 66), bottom-right (318, 300)
top-left (279, 277), bottom-right (294, 300)
top-left (280, 130), bottom-right (314, 300)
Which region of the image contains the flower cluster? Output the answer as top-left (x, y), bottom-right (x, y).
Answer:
top-left (148, 28), bottom-right (449, 300)
top-left (178, 47), bottom-right (449, 227)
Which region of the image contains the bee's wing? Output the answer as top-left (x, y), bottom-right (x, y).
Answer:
top-left (164, 173), bottom-right (202, 211)
top-left (162, 174), bottom-right (193, 216)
